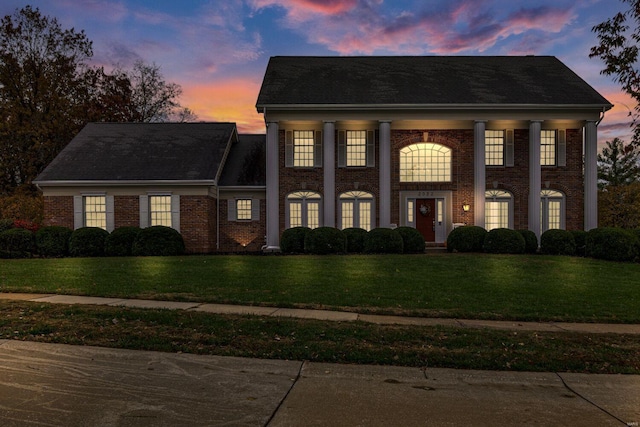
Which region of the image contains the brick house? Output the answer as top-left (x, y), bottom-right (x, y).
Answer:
top-left (36, 55), bottom-right (612, 253)
top-left (34, 123), bottom-right (266, 253)
top-left (256, 56), bottom-right (612, 250)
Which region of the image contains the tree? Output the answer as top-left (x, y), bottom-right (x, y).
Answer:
top-left (597, 137), bottom-right (640, 189)
top-left (590, 0), bottom-right (640, 145)
top-left (110, 61), bottom-right (196, 123)
top-left (599, 182), bottom-right (640, 228)
top-left (0, 6), bottom-right (94, 194)
top-left (0, 7), bottom-right (195, 196)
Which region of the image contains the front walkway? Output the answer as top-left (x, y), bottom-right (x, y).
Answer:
top-left (2, 292), bottom-right (639, 335)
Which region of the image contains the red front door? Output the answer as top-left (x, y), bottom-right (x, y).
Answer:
top-left (416, 199), bottom-right (436, 242)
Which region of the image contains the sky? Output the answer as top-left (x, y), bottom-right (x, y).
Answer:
top-left (0, 0), bottom-right (634, 147)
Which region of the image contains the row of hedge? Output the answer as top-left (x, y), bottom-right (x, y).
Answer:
top-left (0, 225), bottom-right (185, 258)
top-left (280, 226), bottom-right (427, 255)
top-left (446, 226), bottom-right (640, 262)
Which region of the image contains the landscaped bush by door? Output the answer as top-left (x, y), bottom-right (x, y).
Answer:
top-left (446, 226), bottom-right (487, 252)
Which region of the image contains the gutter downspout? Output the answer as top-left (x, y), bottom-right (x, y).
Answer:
top-left (216, 186), bottom-right (220, 251)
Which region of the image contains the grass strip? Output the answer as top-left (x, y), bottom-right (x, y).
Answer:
top-left (1, 301), bottom-right (638, 374)
top-left (1, 253), bottom-right (640, 323)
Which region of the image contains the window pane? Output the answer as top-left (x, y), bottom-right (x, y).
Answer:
top-left (236, 199), bottom-right (252, 220)
top-left (541, 130), bottom-right (556, 166)
top-left (307, 202), bottom-right (319, 229)
top-left (359, 201), bottom-right (371, 231)
top-left (407, 200), bottom-right (414, 223)
top-left (548, 200), bottom-right (561, 229)
top-left (289, 202), bottom-right (302, 228)
top-left (84, 196), bottom-right (106, 229)
top-left (399, 143), bottom-right (451, 182)
top-left (346, 130), bottom-right (366, 167)
top-left (485, 130), bottom-right (504, 166)
top-left (485, 201), bottom-right (509, 231)
top-left (341, 201), bottom-right (354, 229)
top-left (294, 130), bottom-right (315, 167)
top-left (150, 195), bottom-right (172, 227)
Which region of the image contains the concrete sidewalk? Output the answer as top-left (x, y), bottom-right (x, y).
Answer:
top-left (0, 340), bottom-right (638, 426)
top-left (2, 292), bottom-right (640, 335)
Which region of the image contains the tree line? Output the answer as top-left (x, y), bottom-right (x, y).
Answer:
top-left (592, 0), bottom-right (640, 228)
top-left (0, 6), bottom-right (194, 196)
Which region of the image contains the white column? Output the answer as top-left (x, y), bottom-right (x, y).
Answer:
top-left (474, 121), bottom-right (486, 227)
top-left (323, 121), bottom-right (336, 228)
top-left (584, 120), bottom-right (598, 231)
top-left (529, 120), bottom-right (542, 239)
top-left (265, 122), bottom-right (280, 250)
top-left (379, 121), bottom-right (392, 228)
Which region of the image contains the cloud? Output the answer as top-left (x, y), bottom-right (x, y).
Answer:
top-left (250, 0), bottom-right (576, 55)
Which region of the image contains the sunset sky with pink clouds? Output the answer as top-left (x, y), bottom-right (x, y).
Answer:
top-left (1, 0), bottom-right (633, 147)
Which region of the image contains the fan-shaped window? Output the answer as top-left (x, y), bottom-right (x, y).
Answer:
top-left (399, 143), bottom-right (451, 182)
top-left (287, 191), bottom-right (321, 229)
top-left (339, 191), bottom-right (374, 231)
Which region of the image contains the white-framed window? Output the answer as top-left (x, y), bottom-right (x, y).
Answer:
top-left (227, 198), bottom-right (260, 221)
top-left (286, 191), bottom-right (321, 229)
top-left (84, 196), bottom-right (106, 229)
top-left (541, 190), bottom-right (565, 233)
top-left (293, 130), bottom-right (315, 167)
top-left (139, 194), bottom-right (180, 231)
top-left (485, 130), bottom-right (504, 166)
top-left (485, 190), bottom-right (513, 231)
top-left (285, 130), bottom-right (322, 167)
top-left (236, 199), bottom-right (252, 220)
top-left (149, 195), bottom-right (172, 227)
top-left (74, 195), bottom-right (113, 231)
top-left (399, 143), bottom-right (451, 182)
top-left (338, 130), bottom-right (375, 167)
top-left (339, 191), bottom-right (374, 231)
top-left (541, 130), bottom-right (556, 166)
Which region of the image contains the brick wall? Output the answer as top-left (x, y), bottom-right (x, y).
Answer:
top-left (42, 196), bottom-right (74, 229)
top-left (180, 195), bottom-right (214, 253)
top-left (114, 196), bottom-right (139, 228)
top-left (277, 126), bottom-right (586, 235)
top-left (219, 201), bottom-right (266, 252)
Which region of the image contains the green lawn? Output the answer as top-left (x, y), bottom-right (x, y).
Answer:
top-left (1, 253), bottom-right (639, 323)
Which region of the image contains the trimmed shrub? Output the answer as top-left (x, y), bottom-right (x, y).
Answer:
top-left (36, 226), bottom-right (72, 257)
top-left (280, 227), bottom-right (311, 254)
top-left (517, 229), bottom-right (538, 254)
top-left (483, 228), bottom-right (525, 254)
top-left (0, 228), bottom-right (34, 258)
top-left (540, 229), bottom-right (576, 256)
top-left (105, 226), bottom-right (142, 257)
top-left (395, 227), bottom-right (425, 253)
top-left (586, 227), bottom-right (639, 262)
top-left (343, 227), bottom-right (368, 253)
top-left (446, 226), bottom-right (487, 253)
top-left (364, 228), bottom-right (403, 254)
top-left (570, 230), bottom-right (588, 257)
top-left (132, 226), bottom-right (185, 256)
top-left (0, 218), bottom-right (14, 232)
top-left (69, 227), bottom-right (109, 257)
top-left (304, 227), bottom-right (346, 255)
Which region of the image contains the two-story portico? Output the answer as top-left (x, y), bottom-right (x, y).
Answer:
top-left (256, 56), bottom-right (612, 250)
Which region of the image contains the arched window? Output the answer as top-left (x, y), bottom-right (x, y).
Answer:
top-left (399, 143), bottom-right (451, 182)
top-left (541, 190), bottom-right (565, 232)
top-left (339, 191), bottom-right (374, 231)
top-left (485, 190), bottom-right (512, 231)
top-left (286, 191), bottom-right (321, 229)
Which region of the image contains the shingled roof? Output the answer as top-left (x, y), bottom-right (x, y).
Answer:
top-left (256, 56), bottom-right (612, 109)
top-left (35, 123), bottom-right (236, 184)
top-left (218, 134), bottom-right (265, 187)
